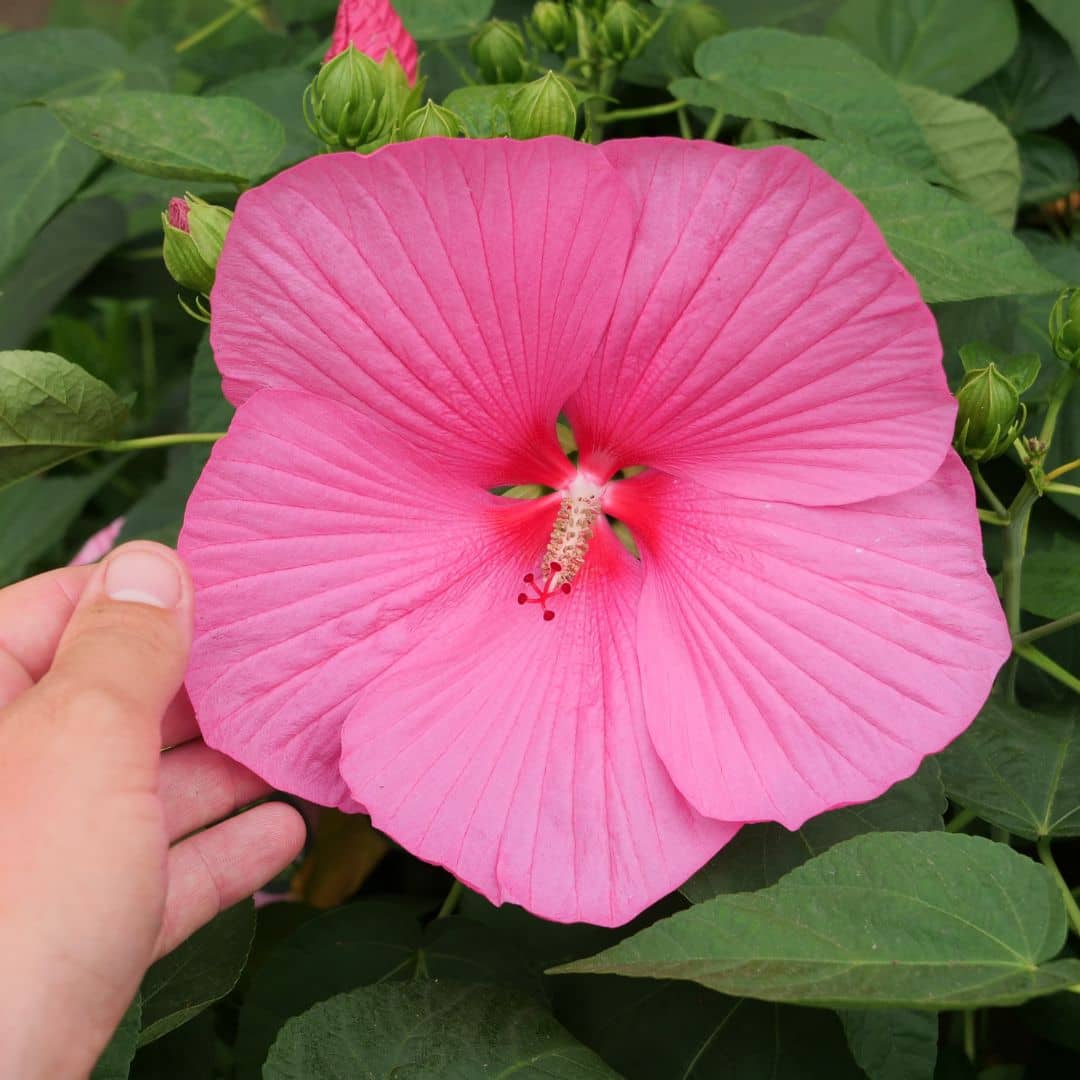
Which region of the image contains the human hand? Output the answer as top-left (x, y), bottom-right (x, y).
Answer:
top-left (0, 543), bottom-right (307, 1079)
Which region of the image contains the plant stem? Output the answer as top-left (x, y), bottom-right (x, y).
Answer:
top-left (1015, 644), bottom-right (1080, 695)
top-left (435, 880), bottom-right (464, 920)
top-left (677, 107), bottom-right (693, 140)
top-left (946, 808), bottom-right (978, 833)
top-left (1014, 611), bottom-right (1080, 647)
top-left (1045, 458), bottom-right (1080, 484)
top-left (702, 108), bottom-right (725, 141)
top-left (971, 462), bottom-right (1009, 517)
top-left (962, 1010), bottom-right (976, 1065)
top-left (1047, 482), bottom-right (1080, 497)
top-left (1037, 836), bottom-right (1080, 937)
top-left (100, 433), bottom-right (226, 452)
top-left (1001, 480), bottom-right (1040, 635)
top-left (585, 69), bottom-right (618, 144)
top-left (596, 99), bottom-right (686, 124)
top-left (175, 0), bottom-right (260, 54)
top-left (1039, 367), bottom-right (1078, 446)
top-left (978, 509), bottom-right (1010, 526)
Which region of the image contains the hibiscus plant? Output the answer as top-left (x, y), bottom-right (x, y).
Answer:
top-left (3, 0), bottom-right (1080, 1077)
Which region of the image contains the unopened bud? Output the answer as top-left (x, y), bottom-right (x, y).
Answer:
top-left (471, 20), bottom-right (527, 84)
top-left (400, 101), bottom-right (464, 140)
top-left (600, 1), bottom-right (651, 62)
top-left (953, 364), bottom-right (1026, 462)
top-left (508, 71), bottom-right (578, 139)
top-left (1049, 287), bottom-right (1080, 366)
top-left (530, 2), bottom-right (574, 53)
top-left (161, 194), bottom-right (232, 294)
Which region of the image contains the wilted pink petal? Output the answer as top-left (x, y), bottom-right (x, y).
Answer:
top-left (324, 0), bottom-right (419, 82)
top-left (167, 197), bottom-right (189, 232)
top-left (567, 139), bottom-right (955, 504)
top-left (607, 453), bottom-right (1011, 828)
top-left (208, 139), bottom-right (632, 489)
top-left (69, 518), bottom-right (125, 566)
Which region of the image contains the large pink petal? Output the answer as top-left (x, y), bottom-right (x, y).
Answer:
top-left (567, 139), bottom-right (953, 504)
top-left (209, 138), bottom-right (634, 489)
top-left (608, 454), bottom-right (1010, 828)
top-left (325, 0), bottom-right (420, 83)
top-left (179, 388), bottom-right (539, 810)
top-left (339, 523), bottom-right (736, 926)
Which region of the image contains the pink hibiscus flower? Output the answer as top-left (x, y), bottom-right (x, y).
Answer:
top-left (179, 137), bottom-right (1010, 926)
top-left (324, 0), bottom-right (419, 83)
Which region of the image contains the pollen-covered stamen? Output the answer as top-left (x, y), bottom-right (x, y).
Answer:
top-left (542, 480), bottom-right (603, 587)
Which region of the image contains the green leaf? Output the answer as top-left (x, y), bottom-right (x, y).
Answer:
top-left (968, 9), bottom-right (1080, 134)
top-left (1029, 0), bottom-right (1080, 68)
top-left (556, 978), bottom-right (865, 1079)
top-left (0, 27), bottom-right (165, 112)
top-left (263, 981), bottom-right (619, 1079)
top-left (0, 464), bottom-right (119, 586)
top-left (443, 84), bottom-right (520, 137)
top-left (771, 139), bottom-right (1063, 302)
top-left (0, 350), bottom-right (129, 489)
top-left (940, 700), bottom-right (1080, 840)
top-left (898, 83), bottom-right (1020, 229)
top-left (138, 901), bottom-right (255, 1046)
top-left (683, 761), bottom-right (944, 900)
top-left (1020, 549), bottom-right (1080, 620)
top-left (1019, 135), bottom-right (1079, 206)
top-left (674, 29), bottom-right (939, 177)
top-left (712, 0), bottom-right (843, 33)
top-left (396, 0), bottom-right (494, 40)
top-left (48, 92), bottom-right (285, 184)
top-left (91, 996), bottom-right (142, 1080)
top-left (235, 902), bottom-right (541, 1079)
top-left (827, 0), bottom-right (1018, 95)
top-left (839, 1009), bottom-right (938, 1080)
top-left (0, 196), bottom-right (126, 349)
top-left (0, 107), bottom-right (100, 275)
top-left (553, 833), bottom-right (1080, 1009)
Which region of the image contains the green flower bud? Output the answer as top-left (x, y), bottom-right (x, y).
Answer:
top-left (470, 20), bottom-right (528, 84)
top-left (953, 363), bottom-right (1027, 462)
top-left (1049, 287), bottom-right (1080, 366)
top-left (508, 71), bottom-right (579, 139)
top-left (161, 194), bottom-right (232, 295)
top-left (600, 1), bottom-right (651, 62)
top-left (400, 101), bottom-right (464, 140)
top-left (530, 1), bottom-right (574, 53)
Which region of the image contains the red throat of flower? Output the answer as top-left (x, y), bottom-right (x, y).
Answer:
top-left (517, 480), bottom-right (603, 621)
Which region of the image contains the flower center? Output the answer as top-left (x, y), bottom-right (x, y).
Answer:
top-left (517, 475), bottom-right (603, 622)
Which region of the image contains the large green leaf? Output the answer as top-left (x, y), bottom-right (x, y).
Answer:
top-left (772, 139), bottom-right (1062, 302)
top-left (713, 0), bottom-right (842, 33)
top-left (263, 981), bottom-right (619, 1079)
top-left (138, 901), bottom-right (255, 1045)
top-left (827, 0), bottom-right (1018, 95)
top-left (684, 761), bottom-right (944, 900)
top-left (235, 903), bottom-right (541, 1079)
top-left (396, 0), bottom-right (494, 40)
top-left (1029, 0), bottom-right (1080, 68)
top-left (0, 350), bottom-right (129, 489)
top-left (899, 83), bottom-right (1019, 229)
top-left (91, 997), bottom-right (142, 1080)
top-left (839, 1009), bottom-right (938, 1080)
top-left (940, 700), bottom-right (1080, 840)
top-left (0, 197), bottom-right (126, 349)
top-left (968, 9), bottom-right (1080, 135)
top-left (1020, 547), bottom-right (1080, 620)
top-left (674, 29), bottom-right (939, 177)
top-left (553, 833), bottom-right (1080, 1009)
top-left (0, 107), bottom-right (99, 275)
top-left (1019, 135), bottom-right (1079, 206)
top-left (48, 92), bottom-right (285, 184)
top-left (0, 28), bottom-right (165, 112)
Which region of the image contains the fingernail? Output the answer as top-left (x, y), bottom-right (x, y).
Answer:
top-left (104, 548), bottom-right (183, 609)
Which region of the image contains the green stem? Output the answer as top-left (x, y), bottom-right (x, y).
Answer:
top-left (1039, 367), bottom-right (1078, 446)
top-left (100, 433), bottom-right (226, 452)
top-left (677, 107), bottom-right (693, 140)
top-left (946, 808), bottom-right (978, 833)
top-left (1001, 480), bottom-right (1040, 634)
top-left (962, 1010), bottom-right (976, 1065)
top-left (138, 304), bottom-right (156, 422)
top-left (1015, 644), bottom-right (1080, 696)
top-left (585, 69), bottom-right (618, 144)
top-left (1037, 836), bottom-right (1080, 938)
top-left (596, 99), bottom-right (686, 124)
top-left (978, 509), bottom-right (1010, 526)
top-left (1014, 611), bottom-right (1080, 647)
top-left (175, 0), bottom-right (260, 54)
top-left (971, 462), bottom-right (1009, 518)
top-left (702, 108), bottom-right (725, 141)
top-left (436, 41), bottom-right (474, 86)
top-left (1045, 458), bottom-right (1080, 484)
top-left (1047, 482), bottom-right (1080, 497)
top-left (435, 880), bottom-right (464, 920)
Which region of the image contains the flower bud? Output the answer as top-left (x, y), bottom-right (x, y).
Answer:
top-left (399, 101), bottom-right (464, 140)
top-left (953, 363), bottom-right (1026, 462)
top-left (508, 71), bottom-right (578, 139)
top-left (600, 1), bottom-right (651, 62)
top-left (470, 20), bottom-right (528, 84)
top-left (1049, 287), bottom-right (1080, 366)
top-left (161, 194), bottom-right (232, 295)
top-left (530, 2), bottom-right (574, 53)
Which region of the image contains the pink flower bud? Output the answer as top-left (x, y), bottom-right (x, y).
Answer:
top-left (324, 0), bottom-right (419, 83)
top-left (167, 196), bottom-right (190, 233)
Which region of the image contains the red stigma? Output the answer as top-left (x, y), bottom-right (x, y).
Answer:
top-left (517, 566), bottom-right (570, 622)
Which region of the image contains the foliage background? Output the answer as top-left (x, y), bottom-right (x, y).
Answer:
top-left (3, 1), bottom-right (1080, 1077)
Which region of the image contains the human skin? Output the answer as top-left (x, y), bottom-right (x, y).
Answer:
top-left (0, 543), bottom-right (307, 1079)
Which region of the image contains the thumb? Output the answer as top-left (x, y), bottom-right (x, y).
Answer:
top-left (36, 542), bottom-right (193, 751)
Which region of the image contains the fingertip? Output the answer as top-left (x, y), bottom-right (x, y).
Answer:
top-left (99, 542), bottom-right (191, 611)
